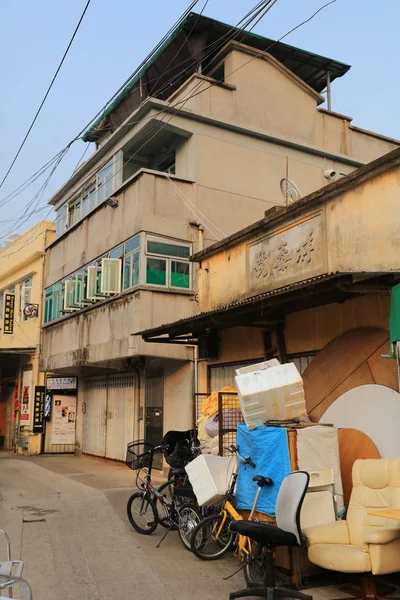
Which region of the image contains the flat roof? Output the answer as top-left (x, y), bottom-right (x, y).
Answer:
top-left (83, 12), bottom-right (350, 142)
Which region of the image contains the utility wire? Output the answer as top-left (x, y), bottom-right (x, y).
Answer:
top-left (0, 0), bottom-right (201, 207)
top-left (0, 0), bottom-right (92, 190)
top-left (0, 0), bottom-right (265, 214)
top-left (0, 0), bottom-right (335, 242)
top-left (0, 0), bottom-right (280, 236)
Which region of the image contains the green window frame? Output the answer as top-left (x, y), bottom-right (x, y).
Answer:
top-left (123, 235), bottom-right (140, 291)
top-left (145, 236), bottom-right (191, 289)
top-left (146, 257), bottom-right (167, 286)
top-left (170, 260), bottom-right (190, 289)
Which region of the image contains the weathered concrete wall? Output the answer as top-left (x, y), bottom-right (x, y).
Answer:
top-left (326, 170), bottom-right (400, 273)
top-left (172, 44), bottom-right (398, 163)
top-left (163, 360), bottom-right (194, 432)
top-left (41, 291), bottom-right (193, 372)
top-left (197, 163), bottom-right (400, 313)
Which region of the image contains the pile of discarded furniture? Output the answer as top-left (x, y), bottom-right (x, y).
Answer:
top-left (184, 359), bottom-right (400, 600)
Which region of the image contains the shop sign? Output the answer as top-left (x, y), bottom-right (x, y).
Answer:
top-left (248, 212), bottom-right (326, 293)
top-left (32, 386), bottom-right (45, 434)
top-left (3, 293), bottom-right (15, 334)
top-left (20, 371), bottom-right (32, 423)
top-left (51, 396), bottom-right (76, 445)
top-left (46, 377), bottom-right (77, 391)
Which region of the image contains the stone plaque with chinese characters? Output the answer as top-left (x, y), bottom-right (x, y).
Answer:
top-left (248, 212), bottom-right (326, 293)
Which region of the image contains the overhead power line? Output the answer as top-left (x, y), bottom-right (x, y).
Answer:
top-left (0, 0), bottom-right (337, 245)
top-left (0, 0), bottom-right (92, 191)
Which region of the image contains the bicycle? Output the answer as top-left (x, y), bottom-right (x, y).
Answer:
top-left (155, 429), bottom-right (201, 523)
top-left (125, 440), bottom-right (203, 550)
top-left (190, 444), bottom-right (273, 583)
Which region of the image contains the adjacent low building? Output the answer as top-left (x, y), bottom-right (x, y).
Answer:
top-left (0, 222), bottom-right (55, 454)
top-left (141, 148), bottom-right (400, 422)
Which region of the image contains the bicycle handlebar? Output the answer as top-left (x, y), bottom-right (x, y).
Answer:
top-left (225, 444), bottom-right (255, 468)
top-left (153, 444), bottom-right (169, 453)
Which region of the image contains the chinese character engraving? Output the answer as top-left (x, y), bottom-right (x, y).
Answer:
top-left (296, 229), bottom-right (315, 265)
top-left (273, 241), bottom-right (292, 273)
top-left (253, 246), bottom-right (271, 279)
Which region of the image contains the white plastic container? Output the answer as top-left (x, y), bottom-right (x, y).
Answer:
top-left (185, 454), bottom-right (235, 507)
top-left (235, 358), bottom-right (280, 376)
top-left (235, 362), bottom-right (305, 430)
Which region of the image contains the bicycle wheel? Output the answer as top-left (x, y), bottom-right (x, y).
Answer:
top-left (243, 542), bottom-right (267, 586)
top-left (127, 492), bottom-right (158, 534)
top-left (191, 514), bottom-right (234, 560)
top-left (157, 480), bottom-right (175, 529)
top-left (177, 502), bottom-right (202, 551)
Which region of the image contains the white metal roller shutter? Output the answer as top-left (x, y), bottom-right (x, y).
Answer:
top-left (83, 377), bottom-right (107, 457)
top-left (106, 374), bottom-right (135, 460)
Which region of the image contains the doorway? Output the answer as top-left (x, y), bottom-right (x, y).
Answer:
top-left (145, 368), bottom-right (164, 469)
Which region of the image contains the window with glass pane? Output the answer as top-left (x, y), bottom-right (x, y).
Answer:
top-left (123, 251), bottom-right (140, 290)
top-left (109, 245), bottom-right (123, 259)
top-left (132, 252), bottom-right (139, 286)
top-left (44, 283), bottom-right (63, 323)
top-left (56, 205), bottom-right (67, 236)
top-left (171, 261), bottom-right (190, 288)
top-left (75, 272), bottom-right (84, 304)
top-left (45, 294), bottom-right (52, 323)
top-left (147, 240), bottom-right (190, 258)
top-left (125, 235), bottom-right (140, 254)
top-left (123, 255), bottom-right (132, 290)
top-left (146, 258), bottom-right (166, 286)
top-left (97, 159), bottom-right (114, 202)
top-left (82, 185), bottom-right (95, 217)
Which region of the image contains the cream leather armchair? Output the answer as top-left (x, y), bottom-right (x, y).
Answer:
top-left (303, 459), bottom-right (400, 600)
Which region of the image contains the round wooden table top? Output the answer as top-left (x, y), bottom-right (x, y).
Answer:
top-left (338, 427), bottom-right (380, 510)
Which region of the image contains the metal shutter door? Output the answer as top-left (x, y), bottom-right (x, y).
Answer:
top-left (83, 377), bottom-right (107, 457)
top-left (106, 374), bottom-right (135, 460)
top-left (209, 361), bottom-right (256, 391)
top-left (209, 355), bottom-right (315, 392)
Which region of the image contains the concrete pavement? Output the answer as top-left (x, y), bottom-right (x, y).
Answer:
top-left (0, 452), bottom-right (396, 600)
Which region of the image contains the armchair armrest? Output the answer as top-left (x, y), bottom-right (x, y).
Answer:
top-left (364, 527), bottom-right (400, 545)
top-left (303, 520), bottom-right (350, 546)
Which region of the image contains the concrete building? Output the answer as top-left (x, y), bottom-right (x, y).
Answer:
top-left (141, 148), bottom-right (400, 423)
top-left (0, 221), bottom-right (55, 454)
top-left (40, 13), bottom-right (399, 461)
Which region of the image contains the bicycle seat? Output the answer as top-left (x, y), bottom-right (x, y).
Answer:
top-left (252, 475), bottom-right (273, 487)
top-left (169, 467), bottom-right (187, 477)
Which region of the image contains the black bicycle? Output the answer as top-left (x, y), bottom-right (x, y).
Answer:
top-left (155, 429), bottom-right (201, 517)
top-left (125, 440), bottom-right (202, 550)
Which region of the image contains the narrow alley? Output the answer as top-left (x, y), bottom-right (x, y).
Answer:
top-left (0, 452), bottom-right (352, 600)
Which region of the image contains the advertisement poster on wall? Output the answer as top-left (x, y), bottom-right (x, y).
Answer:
top-left (51, 394), bottom-right (76, 445)
top-left (20, 370), bottom-right (32, 423)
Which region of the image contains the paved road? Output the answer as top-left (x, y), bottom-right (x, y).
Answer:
top-left (0, 452), bottom-right (382, 600)
top-left (0, 453), bottom-right (243, 600)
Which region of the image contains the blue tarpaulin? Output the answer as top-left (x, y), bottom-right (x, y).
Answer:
top-left (235, 424), bottom-right (291, 516)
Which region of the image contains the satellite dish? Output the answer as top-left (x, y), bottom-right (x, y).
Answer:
top-left (280, 178), bottom-right (302, 203)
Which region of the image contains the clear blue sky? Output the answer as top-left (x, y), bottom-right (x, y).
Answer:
top-left (1, 0), bottom-right (399, 238)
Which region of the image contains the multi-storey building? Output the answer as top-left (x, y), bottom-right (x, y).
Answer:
top-left (0, 222), bottom-right (55, 454)
top-left (39, 13), bottom-right (399, 461)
